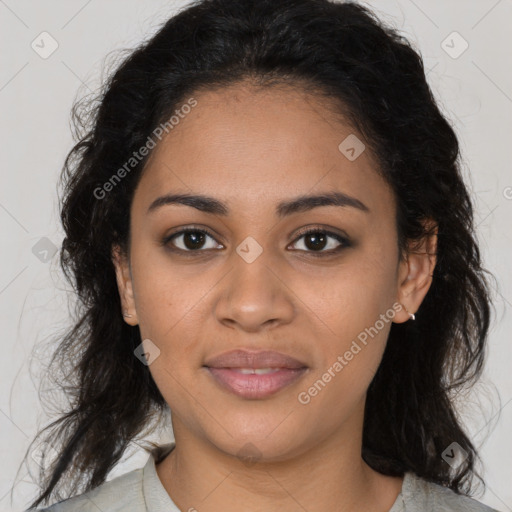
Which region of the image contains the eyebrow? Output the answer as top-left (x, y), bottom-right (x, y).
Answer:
top-left (147, 191), bottom-right (370, 217)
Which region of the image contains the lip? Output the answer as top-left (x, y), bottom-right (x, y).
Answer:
top-left (204, 349), bottom-right (307, 369)
top-left (203, 349), bottom-right (309, 399)
top-left (206, 367), bottom-right (308, 399)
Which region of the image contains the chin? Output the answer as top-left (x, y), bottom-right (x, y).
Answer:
top-left (203, 423), bottom-right (309, 464)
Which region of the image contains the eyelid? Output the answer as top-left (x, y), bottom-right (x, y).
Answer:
top-left (162, 225), bottom-right (223, 251)
top-left (163, 224), bottom-right (351, 255)
top-left (289, 226), bottom-right (351, 253)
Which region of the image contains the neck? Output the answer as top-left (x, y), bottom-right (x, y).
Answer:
top-left (155, 412), bottom-right (403, 511)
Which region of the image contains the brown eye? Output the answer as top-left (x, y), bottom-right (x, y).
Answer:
top-left (290, 229), bottom-right (351, 254)
top-left (164, 228), bottom-right (222, 252)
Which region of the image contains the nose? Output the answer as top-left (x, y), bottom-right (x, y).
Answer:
top-left (213, 249), bottom-right (295, 333)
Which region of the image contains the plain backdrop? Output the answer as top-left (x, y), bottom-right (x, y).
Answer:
top-left (1, 1), bottom-right (511, 510)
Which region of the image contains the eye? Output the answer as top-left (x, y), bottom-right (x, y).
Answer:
top-left (289, 228), bottom-right (351, 255)
top-left (163, 227), bottom-right (223, 252)
top-left (162, 226), bottom-right (351, 256)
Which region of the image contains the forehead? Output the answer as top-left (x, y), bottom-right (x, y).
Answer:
top-left (133, 83), bottom-right (394, 219)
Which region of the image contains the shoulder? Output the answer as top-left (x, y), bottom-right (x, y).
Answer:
top-left (30, 466), bottom-right (145, 512)
top-left (402, 472), bottom-right (501, 512)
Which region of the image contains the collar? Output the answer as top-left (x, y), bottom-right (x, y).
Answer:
top-left (142, 442), bottom-right (180, 511)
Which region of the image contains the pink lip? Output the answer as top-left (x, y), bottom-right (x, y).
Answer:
top-left (206, 367), bottom-right (308, 399)
top-left (204, 349), bottom-right (307, 369)
top-left (203, 349), bottom-right (308, 399)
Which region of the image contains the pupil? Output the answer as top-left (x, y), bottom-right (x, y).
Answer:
top-left (305, 232), bottom-right (326, 251)
top-left (184, 231), bottom-right (205, 250)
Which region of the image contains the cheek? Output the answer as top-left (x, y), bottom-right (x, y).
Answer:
top-left (297, 240), bottom-right (397, 390)
top-left (297, 296), bottom-right (394, 422)
top-left (296, 242), bottom-right (397, 342)
top-left (130, 241), bottom-right (201, 326)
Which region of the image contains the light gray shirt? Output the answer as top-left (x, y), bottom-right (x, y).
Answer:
top-left (31, 443), bottom-right (501, 512)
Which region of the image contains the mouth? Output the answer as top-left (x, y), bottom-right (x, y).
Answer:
top-left (203, 349), bottom-right (309, 399)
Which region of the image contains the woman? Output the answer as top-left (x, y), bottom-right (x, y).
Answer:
top-left (25, 0), bottom-right (500, 510)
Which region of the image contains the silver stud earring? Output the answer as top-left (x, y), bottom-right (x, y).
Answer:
top-left (402, 304), bottom-right (415, 321)
top-left (123, 311), bottom-right (133, 318)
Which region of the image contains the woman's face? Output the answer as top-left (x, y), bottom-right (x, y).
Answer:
top-left (113, 82), bottom-right (433, 462)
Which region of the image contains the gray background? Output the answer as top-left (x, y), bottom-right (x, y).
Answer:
top-left (0, 0), bottom-right (511, 510)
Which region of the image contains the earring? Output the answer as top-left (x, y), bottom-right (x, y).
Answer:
top-left (402, 304), bottom-right (415, 321)
top-left (123, 311), bottom-right (133, 318)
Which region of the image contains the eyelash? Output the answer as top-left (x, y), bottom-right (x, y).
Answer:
top-left (162, 226), bottom-right (351, 257)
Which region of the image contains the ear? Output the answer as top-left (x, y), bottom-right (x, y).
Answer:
top-left (393, 218), bottom-right (438, 324)
top-left (112, 244), bottom-right (139, 326)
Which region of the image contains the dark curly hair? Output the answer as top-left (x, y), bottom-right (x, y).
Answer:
top-left (23, 0), bottom-right (495, 508)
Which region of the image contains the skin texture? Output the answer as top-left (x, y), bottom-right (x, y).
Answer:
top-left (112, 82), bottom-right (437, 511)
